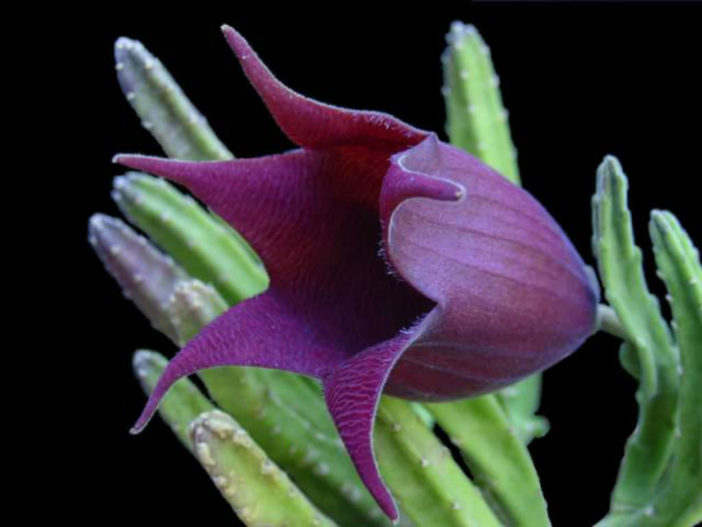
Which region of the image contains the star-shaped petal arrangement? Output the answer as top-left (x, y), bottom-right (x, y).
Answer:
top-left (116, 26), bottom-right (599, 521)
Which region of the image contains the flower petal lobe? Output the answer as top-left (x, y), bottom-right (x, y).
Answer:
top-left (221, 25), bottom-right (427, 150)
top-left (323, 333), bottom-right (416, 521)
top-left (131, 291), bottom-right (350, 434)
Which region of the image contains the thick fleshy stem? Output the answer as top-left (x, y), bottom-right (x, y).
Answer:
top-left (190, 410), bottom-right (338, 527)
top-left (426, 397), bottom-right (550, 527)
top-left (598, 212), bottom-right (701, 527)
top-left (442, 21), bottom-right (520, 184)
top-left (114, 37), bottom-right (233, 161)
top-left (592, 156), bottom-right (680, 518)
top-left (88, 214), bottom-right (185, 341)
top-left (374, 397), bottom-right (502, 527)
top-left (167, 279), bottom-right (228, 346)
top-left (112, 172), bottom-right (268, 305)
top-left (641, 211), bottom-right (701, 527)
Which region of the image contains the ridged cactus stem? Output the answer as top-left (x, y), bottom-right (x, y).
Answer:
top-left (443, 21), bottom-right (520, 184)
top-left (374, 397), bottom-right (502, 527)
top-left (168, 280), bottom-right (228, 345)
top-left (592, 156), bottom-right (680, 515)
top-left (190, 410), bottom-right (338, 527)
top-left (114, 37), bottom-right (233, 161)
top-left (426, 397), bottom-right (550, 527)
top-left (88, 214), bottom-right (185, 341)
top-left (112, 172), bottom-right (268, 305)
top-left (642, 211), bottom-right (702, 527)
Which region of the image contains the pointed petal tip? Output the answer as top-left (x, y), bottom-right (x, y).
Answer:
top-left (385, 501), bottom-right (399, 522)
top-left (220, 24), bottom-right (247, 54)
top-left (112, 153), bottom-right (153, 171)
top-left (128, 425), bottom-right (141, 435)
top-left (130, 407), bottom-right (154, 435)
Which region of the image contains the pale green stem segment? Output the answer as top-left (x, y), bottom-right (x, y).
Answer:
top-left (642, 211), bottom-right (702, 527)
top-left (426, 397), bottom-right (550, 527)
top-left (132, 350), bottom-right (214, 449)
top-left (375, 397), bottom-right (502, 527)
top-left (442, 21), bottom-right (520, 184)
top-left (112, 172), bottom-right (268, 305)
top-left (190, 410), bottom-right (338, 527)
top-left (88, 214), bottom-right (185, 341)
top-left (115, 37), bottom-right (233, 161)
top-left (167, 279), bottom-right (228, 345)
top-left (592, 156), bottom-right (680, 516)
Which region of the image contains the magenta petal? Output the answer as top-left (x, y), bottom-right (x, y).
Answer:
top-left (381, 141), bottom-right (599, 399)
top-left (114, 25), bottom-right (601, 520)
top-left (221, 25), bottom-right (427, 150)
top-left (323, 332), bottom-right (416, 521)
top-left (131, 291), bottom-right (350, 433)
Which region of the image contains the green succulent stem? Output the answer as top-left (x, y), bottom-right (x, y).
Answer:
top-left (641, 211), bottom-right (702, 527)
top-left (113, 172), bottom-right (268, 305)
top-left (592, 156), bottom-right (682, 523)
top-left (443, 21), bottom-right (520, 184)
top-left (375, 397), bottom-right (502, 527)
top-left (115, 37), bottom-right (233, 161)
top-left (190, 410), bottom-right (338, 527)
top-left (88, 214), bottom-right (186, 341)
top-left (426, 397), bottom-right (550, 527)
top-left (597, 211), bottom-right (702, 527)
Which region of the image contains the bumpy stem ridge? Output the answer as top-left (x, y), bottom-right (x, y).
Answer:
top-left (115, 37), bottom-right (233, 161)
top-left (592, 156), bottom-right (680, 517)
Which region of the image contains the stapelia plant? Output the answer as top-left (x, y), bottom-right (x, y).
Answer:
top-left (114, 25), bottom-right (598, 520)
top-left (93, 21), bottom-right (701, 527)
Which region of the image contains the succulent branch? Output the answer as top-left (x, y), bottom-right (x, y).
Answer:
top-left (190, 410), bottom-right (338, 527)
top-left (442, 22), bottom-right (519, 184)
top-left (112, 172), bottom-right (268, 304)
top-left (375, 397), bottom-right (502, 527)
top-left (592, 157), bottom-right (680, 514)
top-left (115, 37), bottom-right (233, 161)
top-left (425, 397), bottom-right (550, 526)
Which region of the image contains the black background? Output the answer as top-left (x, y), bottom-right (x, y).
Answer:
top-left (67, 3), bottom-right (700, 526)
